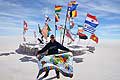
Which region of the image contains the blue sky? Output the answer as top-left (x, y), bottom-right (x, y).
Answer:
top-left (0, 0), bottom-right (120, 39)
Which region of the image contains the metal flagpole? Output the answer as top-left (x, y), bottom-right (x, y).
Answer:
top-left (62, 7), bottom-right (69, 45)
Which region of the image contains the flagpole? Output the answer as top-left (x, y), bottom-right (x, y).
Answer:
top-left (62, 7), bottom-right (68, 45)
top-left (55, 5), bottom-right (56, 38)
top-left (55, 23), bottom-right (56, 38)
top-left (23, 21), bottom-right (26, 42)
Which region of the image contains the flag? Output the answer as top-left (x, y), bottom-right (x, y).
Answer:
top-left (45, 15), bottom-right (51, 23)
top-left (47, 24), bottom-right (51, 31)
top-left (77, 32), bottom-right (88, 40)
top-left (23, 21), bottom-right (28, 31)
top-left (68, 4), bottom-right (78, 11)
top-left (83, 24), bottom-right (96, 34)
top-left (41, 24), bottom-right (48, 40)
top-left (58, 25), bottom-right (63, 30)
top-left (66, 30), bottom-right (74, 41)
top-left (55, 5), bottom-right (62, 13)
top-left (85, 13), bottom-right (99, 28)
top-left (69, 10), bottom-right (77, 17)
top-left (78, 25), bottom-right (83, 28)
top-left (38, 24), bottom-right (42, 35)
top-left (70, 21), bottom-right (75, 29)
top-left (78, 25), bottom-right (84, 33)
top-left (47, 24), bottom-right (51, 37)
top-left (83, 13), bottom-right (98, 34)
top-left (90, 34), bottom-right (98, 43)
top-left (68, 1), bottom-right (78, 18)
top-left (55, 13), bottom-right (60, 22)
top-left (37, 53), bottom-right (73, 78)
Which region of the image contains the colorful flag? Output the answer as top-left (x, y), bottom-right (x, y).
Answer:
top-left (68, 1), bottom-right (78, 18)
top-left (69, 10), bottom-right (77, 18)
top-left (68, 4), bottom-right (78, 11)
top-left (58, 25), bottom-right (63, 30)
top-left (78, 25), bottom-right (84, 33)
top-left (77, 32), bottom-right (88, 40)
top-left (37, 52), bottom-right (73, 79)
top-left (83, 13), bottom-right (98, 34)
top-left (55, 5), bottom-right (62, 13)
top-left (78, 25), bottom-right (83, 28)
top-left (70, 21), bottom-right (75, 29)
top-left (90, 34), bottom-right (98, 43)
top-left (83, 24), bottom-right (96, 34)
top-left (85, 13), bottom-right (99, 28)
top-left (47, 24), bottom-right (51, 31)
top-left (47, 24), bottom-right (51, 37)
top-left (66, 30), bottom-right (74, 41)
top-left (23, 20), bottom-right (28, 31)
top-left (41, 24), bottom-right (48, 40)
top-left (55, 13), bottom-right (60, 22)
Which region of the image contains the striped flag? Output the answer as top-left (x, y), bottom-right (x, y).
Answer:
top-left (70, 10), bottom-right (77, 17)
top-left (78, 25), bottom-right (84, 33)
top-left (85, 13), bottom-right (99, 28)
top-left (55, 5), bottom-right (62, 13)
top-left (83, 24), bottom-right (96, 34)
top-left (68, 1), bottom-right (78, 18)
top-left (55, 13), bottom-right (60, 22)
top-left (84, 13), bottom-right (98, 34)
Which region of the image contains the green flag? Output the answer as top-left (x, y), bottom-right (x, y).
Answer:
top-left (47, 24), bottom-right (51, 31)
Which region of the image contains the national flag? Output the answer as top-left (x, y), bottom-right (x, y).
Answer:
top-left (47, 24), bottom-right (51, 37)
top-left (55, 13), bottom-right (60, 22)
top-left (78, 25), bottom-right (84, 33)
top-left (45, 23), bottom-right (51, 37)
top-left (41, 24), bottom-right (48, 40)
top-left (55, 5), bottom-right (62, 13)
top-left (77, 32), bottom-right (88, 40)
top-left (68, 4), bottom-right (78, 11)
top-left (70, 10), bottom-right (77, 17)
top-left (68, 1), bottom-right (77, 7)
top-left (90, 34), bottom-right (98, 43)
top-left (85, 13), bottom-right (99, 28)
top-left (45, 15), bottom-right (51, 22)
top-left (38, 24), bottom-right (42, 35)
top-left (66, 30), bottom-right (74, 41)
top-left (47, 24), bottom-right (51, 31)
top-left (78, 25), bottom-right (83, 28)
top-left (83, 24), bottom-right (96, 34)
top-left (70, 21), bottom-right (74, 29)
top-left (23, 20), bottom-right (28, 31)
top-left (67, 1), bottom-right (78, 18)
top-left (58, 25), bottom-right (63, 30)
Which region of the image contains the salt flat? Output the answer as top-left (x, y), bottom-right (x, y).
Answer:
top-left (0, 36), bottom-right (120, 80)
